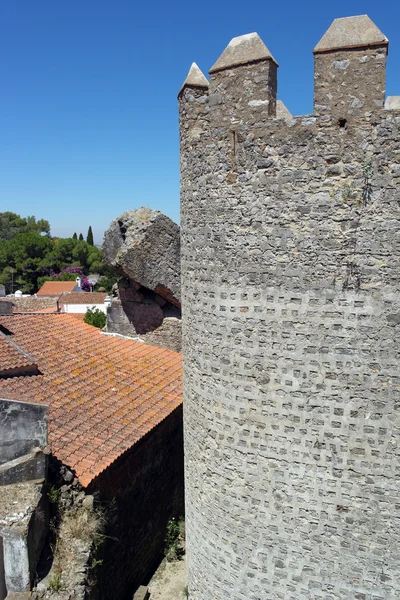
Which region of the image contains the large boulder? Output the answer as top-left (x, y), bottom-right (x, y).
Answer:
top-left (102, 207), bottom-right (181, 306)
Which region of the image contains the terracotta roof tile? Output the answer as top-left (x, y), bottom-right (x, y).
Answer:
top-left (60, 292), bottom-right (107, 305)
top-left (0, 333), bottom-right (37, 376)
top-left (68, 313), bottom-right (86, 321)
top-left (37, 281), bottom-right (78, 296)
top-left (0, 314), bottom-right (182, 487)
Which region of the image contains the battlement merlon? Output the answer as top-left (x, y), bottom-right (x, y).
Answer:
top-left (313, 15), bottom-right (388, 118)
top-left (178, 63), bottom-right (209, 146)
top-left (208, 33), bottom-right (278, 127)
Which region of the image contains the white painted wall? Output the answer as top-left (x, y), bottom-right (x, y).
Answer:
top-left (63, 303), bottom-right (107, 314)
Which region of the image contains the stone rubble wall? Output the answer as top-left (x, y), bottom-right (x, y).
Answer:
top-left (105, 278), bottom-right (181, 351)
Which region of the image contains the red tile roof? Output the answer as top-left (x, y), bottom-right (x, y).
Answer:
top-left (0, 314), bottom-right (182, 487)
top-left (0, 332), bottom-right (37, 376)
top-left (69, 313), bottom-right (86, 321)
top-left (60, 292), bottom-right (107, 305)
top-left (37, 281), bottom-right (78, 296)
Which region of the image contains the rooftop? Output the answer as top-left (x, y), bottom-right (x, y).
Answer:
top-left (0, 332), bottom-right (38, 377)
top-left (60, 292), bottom-right (107, 305)
top-left (0, 296), bottom-right (58, 313)
top-left (36, 281), bottom-right (78, 297)
top-left (0, 314), bottom-right (182, 487)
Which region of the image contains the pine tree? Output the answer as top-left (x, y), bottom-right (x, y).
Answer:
top-left (72, 232), bottom-right (77, 240)
top-left (86, 225), bottom-right (94, 246)
top-left (78, 233), bottom-right (84, 241)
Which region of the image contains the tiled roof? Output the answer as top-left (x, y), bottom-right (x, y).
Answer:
top-left (0, 333), bottom-right (37, 376)
top-left (36, 281), bottom-right (78, 296)
top-left (0, 297), bottom-right (58, 313)
top-left (60, 292), bottom-right (107, 305)
top-left (0, 314), bottom-right (182, 487)
top-left (69, 313), bottom-right (86, 321)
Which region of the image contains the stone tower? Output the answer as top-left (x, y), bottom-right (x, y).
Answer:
top-left (179, 15), bottom-right (400, 600)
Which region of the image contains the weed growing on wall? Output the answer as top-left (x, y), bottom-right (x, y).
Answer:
top-left (164, 516), bottom-right (185, 561)
top-left (331, 162), bottom-right (374, 208)
top-left (48, 570), bottom-right (63, 592)
top-left (47, 484), bottom-right (60, 504)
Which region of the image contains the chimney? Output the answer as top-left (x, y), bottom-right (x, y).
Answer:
top-left (76, 277), bottom-right (81, 289)
top-left (0, 301), bottom-right (13, 315)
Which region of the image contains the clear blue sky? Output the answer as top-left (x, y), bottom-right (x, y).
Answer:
top-left (1, 1), bottom-right (399, 244)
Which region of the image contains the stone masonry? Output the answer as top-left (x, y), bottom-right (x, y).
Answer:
top-left (179, 15), bottom-right (400, 600)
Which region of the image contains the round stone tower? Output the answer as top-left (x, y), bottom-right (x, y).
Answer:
top-left (179, 17), bottom-right (400, 600)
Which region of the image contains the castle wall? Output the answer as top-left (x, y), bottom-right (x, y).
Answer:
top-left (179, 17), bottom-right (400, 600)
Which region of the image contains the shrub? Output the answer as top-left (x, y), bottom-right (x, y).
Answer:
top-left (164, 517), bottom-right (185, 562)
top-left (84, 307), bottom-right (106, 329)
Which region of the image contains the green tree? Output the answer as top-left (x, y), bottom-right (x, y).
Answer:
top-left (0, 232), bottom-right (53, 293)
top-left (0, 212), bottom-right (50, 242)
top-left (84, 307), bottom-right (106, 329)
top-left (0, 212), bottom-right (113, 293)
top-left (86, 226), bottom-right (94, 246)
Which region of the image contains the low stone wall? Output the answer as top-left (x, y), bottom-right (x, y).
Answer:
top-left (89, 405), bottom-right (184, 600)
top-left (0, 482), bottom-right (48, 596)
top-left (0, 398), bottom-right (47, 464)
top-left (106, 301), bottom-right (182, 352)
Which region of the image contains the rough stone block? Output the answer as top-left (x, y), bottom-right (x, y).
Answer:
top-left (102, 207), bottom-right (181, 306)
top-left (133, 586), bottom-right (149, 600)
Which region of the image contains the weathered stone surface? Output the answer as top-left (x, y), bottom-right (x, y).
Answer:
top-left (179, 14), bottom-right (400, 600)
top-left (105, 300), bottom-right (181, 352)
top-left (103, 209), bottom-right (182, 350)
top-left (0, 482), bottom-right (48, 594)
top-left (313, 15), bottom-right (388, 116)
top-left (276, 99), bottom-right (293, 120)
top-left (178, 62), bottom-right (208, 97)
top-left (209, 40), bottom-right (277, 126)
top-left (0, 449), bottom-right (46, 486)
top-left (102, 207), bottom-right (181, 306)
top-left (209, 32), bottom-right (277, 73)
top-left (133, 586), bottom-right (149, 600)
top-left (385, 96), bottom-right (400, 110)
top-left (314, 15), bottom-right (388, 52)
top-left (0, 398), bottom-right (47, 483)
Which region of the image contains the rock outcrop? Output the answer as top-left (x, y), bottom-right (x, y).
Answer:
top-left (103, 207), bottom-right (181, 306)
top-left (102, 208), bottom-right (181, 352)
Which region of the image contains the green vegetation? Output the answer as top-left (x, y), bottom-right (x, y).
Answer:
top-left (0, 212), bottom-right (118, 294)
top-left (0, 211), bottom-right (50, 242)
top-left (84, 307), bottom-right (107, 329)
top-left (164, 517), bottom-right (185, 562)
top-left (86, 225), bottom-right (94, 246)
top-left (331, 162), bottom-right (374, 208)
top-left (47, 484), bottom-right (61, 505)
top-left (48, 571), bottom-right (63, 592)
